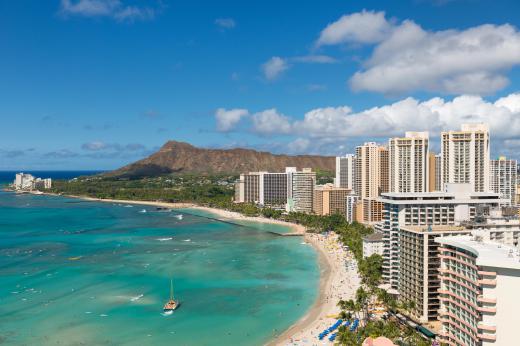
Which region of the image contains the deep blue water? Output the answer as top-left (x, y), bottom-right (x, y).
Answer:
top-left (0, 171), bottom-right (103, 185)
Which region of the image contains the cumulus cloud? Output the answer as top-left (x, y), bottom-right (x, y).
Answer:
top-left (316, 10), bottom-right (392, 46)
top-left (59, 0), bottom-right (156, 22)
top-left (82, 141), bottom-right (146, 152)
top-left (251, 109), bottom-right (292, 135)
top-left (287, 138), bottom-right (311, 154)
top-left (262, 57), bottom-right (289, 80)
top-left (215, 18), bottom-right (236, 29)
top-left (223, 92), bottom-right (520, 142)
top-left (316, 11), bottom-right (520, 95)
top-left (215, 108), bottom-right (249, 132)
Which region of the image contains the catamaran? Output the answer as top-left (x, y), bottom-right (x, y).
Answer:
top-left (163, 279), bottom-right (179, 314)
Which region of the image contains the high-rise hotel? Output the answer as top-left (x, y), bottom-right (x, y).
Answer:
top-left (441, 123), bottom-right (490, 193)
top-left (388, 131), bottom-right (429, 193)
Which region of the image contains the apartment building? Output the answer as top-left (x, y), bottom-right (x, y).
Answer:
top-left (313, 184), bottom-right (351, 216)
top-left (335, 154), bottom-right (355, 190)
top-left (286, 167), bottom-right (316, 213)
top-left (376, 183), bottom-right (507, 290)
top-left (441, 123), bottom-right (490, 193)
top-left (236, 172), bottom-right (260, 203)
top-left (428, 153), bottom-right (442, 192)
top-left (354, 142), bottom-right (389, 223)
top-left (490, 156), bottom-right (517, 205)
top-left (436, 234), bottom-right (520, 346)
top-left (389, 132), bottom-right (429, 193)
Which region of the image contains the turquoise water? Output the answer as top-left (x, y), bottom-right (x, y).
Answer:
top-left (0, 191), bottom-right (319, 345)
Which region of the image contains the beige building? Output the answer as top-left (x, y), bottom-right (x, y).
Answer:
top-left (389, 131), bottom-right (429, 193)
top-left (437, 234), bottom-right (520, 346)
top-left (428, 152), bottom-right (442, 192)
top-left (362, 232), bottom-right (384, 258)
top-left (354, 142), bottom-right (388, 223)
top-left (441, 123), bottom-right (490, 193)
top-left (313, 184), bottom-right (351, 216)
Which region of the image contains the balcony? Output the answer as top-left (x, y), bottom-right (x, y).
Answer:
top-left (478, 323), bottom-right (497, 332)
top-left (478, 278), bottom-right (497, 286)
top-left (477, 306), bottom-right (497, 314)
top-left (478, 270), bottom-right (497, 277)
top-left (477, 295), bottom-right (497, 304)
top-left (478, 333), bottom-right (497, 342)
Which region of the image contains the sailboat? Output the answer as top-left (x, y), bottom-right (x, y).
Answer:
top-left (163, 279), bottom-right (180, 314)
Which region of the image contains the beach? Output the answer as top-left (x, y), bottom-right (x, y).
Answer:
top-left (271, 232), bottom-right (361, 346)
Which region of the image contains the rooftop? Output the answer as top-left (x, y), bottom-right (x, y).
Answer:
top-left (402, 225), bottom-right (467, 234)
top-left (436, 234), bottom-right (520, 270)
top-left (363, 232), bottom-right (384, 242)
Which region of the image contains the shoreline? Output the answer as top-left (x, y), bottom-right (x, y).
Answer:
top-left (22, 192), bottom-right (357, 345)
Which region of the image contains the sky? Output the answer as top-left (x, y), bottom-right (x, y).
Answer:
top-left (2, 0), bottom-right (520, 170)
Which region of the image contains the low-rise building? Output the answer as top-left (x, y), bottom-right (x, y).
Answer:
top-left (362, 232), bottom-right (384, 258)
top-left (436, 233), bottom-right (520, 346)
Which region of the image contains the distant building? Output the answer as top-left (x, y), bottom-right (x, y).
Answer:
top-left (441, 123), bottom-right (490, 193)
top-left (362, 232), bottom-right (384, 258)
top-left (13, 173), bottom-right (51, 191)
top-left (428, 152), bottom-right (442, 192)
top-left (313, 184), bottom-right (351, 216)
top-left (354, 142), bottom-right (388, 223)
top-left (490, 156), bottom-right (517, 205)
top-left (236, 168), bottom-right (315, 211)
top-left (437, 234), bottom-right (520, 346)
top-left (286, 167), bottom-right (316, 213)
top-left (345, 193), bottom-right (360, 223)
top-left (389, 131), bottom-right (429, 193)
top-left (335, 154), bottom-right (355, 190)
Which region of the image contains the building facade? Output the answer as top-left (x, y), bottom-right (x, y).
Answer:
top-left (376, 183), bottom-right (507, 290)
top-left (490, 156), bottom-right (517, 205)
top-left (354, 142), bottom-right (388, 223)
top-left (437, 234), bottom-right (520, 346)
top-left (441, 123), bottom-right (490, 193)
top-left (313, 184), bottom-right (351, 216)
top-left (362, 232), bottom-right (384, 258)
top-left (286, 167), bottom-right (316, 213)
top-left (389, 132), bottom-right (429, 193)
top-left (335, 154), bottom-right (355, 191)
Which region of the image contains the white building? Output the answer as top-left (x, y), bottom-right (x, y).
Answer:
top-left (286, 167), bottom-right (316, 213)
top-left (490, 156), bottom-right (517, 205)
top-left (14, 173), bottom-right (35, 190)
top-left (362, 233), bottom-right (384, 258)
top-left (335, 154), bottom-right (355, 191)
top-left (441, 123), bottom-right (490, 193)
top-left (437, 233), bottom-right (520, 346)
top-left (389, 131), bottom-right (429, 193)
top-left (376, 183), bottom-right (508, 290)
top-left (345, 193), bottom-right (360, 223)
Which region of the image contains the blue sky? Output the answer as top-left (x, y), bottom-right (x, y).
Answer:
top-left (2, 0), bottom-right (520, 170)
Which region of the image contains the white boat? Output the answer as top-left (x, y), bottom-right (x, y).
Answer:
top-left (163, 279), bottom-right (180, 314)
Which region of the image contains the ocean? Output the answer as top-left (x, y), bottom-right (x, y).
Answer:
top-left (0, 172), bottom-right (319, 345)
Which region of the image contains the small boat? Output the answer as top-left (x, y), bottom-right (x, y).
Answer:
top-left (163, 279), bottom-right (180, 314)
top-left (174, 214), bottom-right (183, 220)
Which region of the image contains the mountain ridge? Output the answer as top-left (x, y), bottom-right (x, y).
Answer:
top-left (108, 140), bottom-right (335, 178)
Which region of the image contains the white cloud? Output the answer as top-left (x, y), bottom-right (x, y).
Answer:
top-left (215, 18), bottom-right (236, 29)
top-left (316, 10), bottom-right (392, 46)
top-left (292, 55), bottom-right (338, 63)
top-left (60, 0), bottom-right (155, 22)
top-left (82, 141), bottom-right (108, 151)
top-left (252, 109), bottom-right (292, 135)
top-left (229, 92), bottom-right (520, 141)
top-left (287, 138), bottom-right (311, 154)
top-left (351, 21), bottom-right (520, 94)
top-left (262, 57), bottom-right (289, 80)
top-left (215, 108), bottom-right (249, 132)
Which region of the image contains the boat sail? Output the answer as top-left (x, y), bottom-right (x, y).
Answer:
top-left (163, 279), bottom-right (179, 314)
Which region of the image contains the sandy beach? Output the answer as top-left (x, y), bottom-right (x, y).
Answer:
top-left (271, 232), bottom-right (361, 346)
